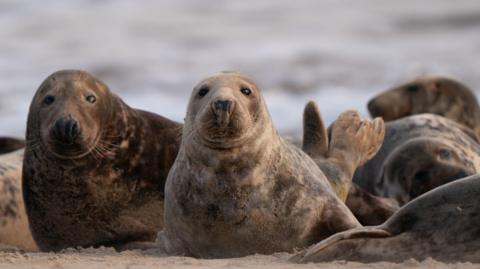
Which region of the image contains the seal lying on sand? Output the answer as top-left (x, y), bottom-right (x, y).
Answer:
top-left (368, 76), bottom-right (480, 136)
top-left (292, 174), bottom-right (480, 263)
top-left (156, 71), bottom-right (385, 258)
top-left (0, 137), bottom-right (25, 154)
top-left (22, 70), bottom-right (182, 252)
top-left (354, 114), bottom-right (480, 206)
top-left (302, 101), bottom-right (397, 226)
top-left (0, 148), bottom-right (37, 251)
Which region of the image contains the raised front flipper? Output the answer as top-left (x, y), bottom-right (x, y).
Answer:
top-left (302, 101), bottom-right (328, 158)
top-left (302, 102), bottom-right (385, 201)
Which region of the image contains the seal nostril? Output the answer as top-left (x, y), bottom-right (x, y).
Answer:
top-left (71, 121), bottom-right (79, 138)
top-left (52, 118), bottom-right (79, 144)
top-left (214, 100), bottom-right (232, 112)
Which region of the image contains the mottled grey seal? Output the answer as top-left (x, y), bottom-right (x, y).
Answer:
top-left (0, 148), bottom-right (37, 251)
top-left (156, 72), bottom-right (385, 258)
top-left (293, 174), bottom-right (480, 263)
top-left (302, 101), bottom-right (397, 226)
top-left (0, 137), bottom-right (25, 154)
top-left (354, 114), bottom-right (480, 207)
top-left (368, 76), bottom-right (480, 136)
top-left (22, 70), bottom-right (182, 252)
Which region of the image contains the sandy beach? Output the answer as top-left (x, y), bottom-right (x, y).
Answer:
top-left (1, 248), bottom-right (478, 269)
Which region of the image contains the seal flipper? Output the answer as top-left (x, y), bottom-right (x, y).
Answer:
top-left (328, 111), bottom-right (385, 168)
top-left (310, 111), bottom-right (385, 201)
top-left (302, 101), bottom-right (328, 158)
top-left (290, 226), bottom-right (392, 263)
top-left (0, 137), bottom-right (25, 155)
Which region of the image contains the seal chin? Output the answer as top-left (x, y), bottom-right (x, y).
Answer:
top-left (195, 135), bottom-right (249, 150)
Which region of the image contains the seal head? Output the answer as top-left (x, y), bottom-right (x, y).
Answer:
top-left (368, 76), bottom-right (480, 136)
top-left (188, 71), bottom-right (267, 150)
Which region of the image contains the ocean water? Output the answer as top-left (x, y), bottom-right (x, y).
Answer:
top-left (1, 0), bottom-right (480, 137)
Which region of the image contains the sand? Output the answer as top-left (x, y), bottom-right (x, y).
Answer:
top-left (0, 248), bottom-right (476, 269)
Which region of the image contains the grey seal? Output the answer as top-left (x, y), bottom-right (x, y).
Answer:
top-left (23, 70), bottom-right (182, 251)
top-left (368, 76), bottom-right (480, 137)
top-left (0, 148), bottom-right (37, 251)
top-left (156, 72), bottom-right (385, 258)
top-left (293, 174), bottom-right (480, 263)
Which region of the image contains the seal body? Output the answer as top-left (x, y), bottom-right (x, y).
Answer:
top-left (0, 149), bottom-right (37, 251)
top-left (158, 72), bottom-right (384, 258)
top-left (368, 76), bottom-right (480, 136)
top-left (354, 114), bottom-right (480, 206)
top-left (23, 70), bottom-right (181, 251)
top-left (294, 174), bottom-right (480, 263)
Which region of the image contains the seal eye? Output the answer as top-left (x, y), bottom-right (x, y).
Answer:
top-left (438, 149), bottom-right (451, 159)
top-left (407, 84), bottom-right (420, 93)
top-left (86, 95), bottom-right (96, 103)
top-left (241, 87), bottom-right (252, 96)
top-left (43, 95), bottom-right (55, 105)
top-left (198, 87), bottom-right (210, 98)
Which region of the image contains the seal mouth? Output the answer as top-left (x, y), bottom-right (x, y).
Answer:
top-left (192, 122), bottom-right (256, 150)
top-left (41, 132), bottom-right (103, 160)
top-left (195, 133), bottom-right (250, 150)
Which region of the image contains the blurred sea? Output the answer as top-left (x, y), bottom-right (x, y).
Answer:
top-left (1, 0), bottom-right (480, 136)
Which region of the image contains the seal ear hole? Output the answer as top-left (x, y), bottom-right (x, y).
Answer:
top-left (438, 148), bottom-right (451, 160)
top-left (43, 95), bottom-right (55, 106)
top-left (86, 95), bottom-right (97, 104)
top-left (198, 86), bottom-right (210, 98)
top-left (240, 87), bottom-right (252, 96)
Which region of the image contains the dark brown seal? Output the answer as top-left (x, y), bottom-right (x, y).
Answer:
top-left (293, 174), bottom-right (480, 263)
top-left (302, 101), bottom-right (397, 226)
top-left (354, 114), bottom-right (480, 207)
top-left (368, 76), bottom-right (480, 136)
top-left (0, 137), bottom-right (25, 154)
top-left (0, 148), bottom-right (37, 251)
top-left (22, 70), bottom-right (182, 252)
top-left (156, 72), bottom-right (385, 258)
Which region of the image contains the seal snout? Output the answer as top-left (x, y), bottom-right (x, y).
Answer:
top-left (367, 99), bottom-right (382, 117)
top-left (214, 100), bottom-right (233, 112)
top-left (211, 98), bottom-right (235, 125)
top-left (51, 116), bottom-right (80, 145)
